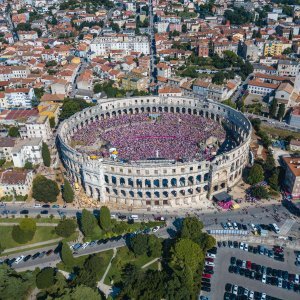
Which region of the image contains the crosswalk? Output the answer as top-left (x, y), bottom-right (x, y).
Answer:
top-left (279, 219), bottom-right (296, 235)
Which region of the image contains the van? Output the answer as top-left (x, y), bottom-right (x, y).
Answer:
top-left (272, 223), bottom-right (280, 234)
top-left (130, 214), bottom-right (139, 220)
top-left (74, 182), bottom-right (79, 191)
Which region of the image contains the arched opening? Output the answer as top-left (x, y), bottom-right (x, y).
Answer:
top-left (214, 185), bottom-right (218, 192)
top-left (162, 179), bottom-right (168, 187)
top-left (111, 176), bottom-right (117, 185)
top-left (171, 178), bottom-right (177, 187)
top-left (146, 191), bottom-right (151, 198)
top-left (196, 175), bottom-right (201, 183)
top-left (136, 179), bottom-right (142, 188)
top-left (153, 179), bottom-right (160, 188)
top-left (104, 175), bottom-right (109, 184)
top-left (128, 178), bottom-right (134, 187)
top-left (129, 191), bottom-right (134, 197)
top-left (179, 177), bottom-right (185, 186)
top-left (145, 179), bottom-right (151, 188)
top-left (120, 177), bottom-right (125, 186)
top-left (204, 173), bottom-right (209, 181)
top-left (188, 176), bottom-right (194, 184)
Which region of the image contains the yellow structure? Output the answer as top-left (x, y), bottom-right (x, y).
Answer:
top-left (121, 74), bottom-right (148, 91)
top-left (71, 57), bottom-right (81, 64)
top-left (38, 103), bottom-right (60, 124)
top-left (263, 41), bottom-right (283, 56)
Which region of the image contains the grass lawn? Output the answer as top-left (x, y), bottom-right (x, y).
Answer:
top-left (57, 249), bottom-right (114, 274)
top-left (0, 217), bottom-right (60, 224)
top-left (104, 246), bottom-right (156, 285)
top-left (0, 226), bottom-right (59, 249)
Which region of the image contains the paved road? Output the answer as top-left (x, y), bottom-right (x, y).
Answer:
top-left (204, 247), bottom-right (300, 300)
top-left (231, 73), bottom-right (253, 103)
top-left (148, 0), bottom-right (157, 92)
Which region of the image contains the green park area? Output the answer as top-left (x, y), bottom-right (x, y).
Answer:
top-left (0, 226), bottom-right (59, 249)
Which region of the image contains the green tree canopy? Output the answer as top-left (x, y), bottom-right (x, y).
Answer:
top-left (0, 242), bottom-right (5, 254)
top-left (269, 98), bottom-right (278, 118)
top-left (42, 142), bottom-right (51, 167)
top-left (55, 219), bottom-right (76, 238)
top-left (12, 218), bottom-right (37, 244)
top-left (171, 238), bottom-right (203, 274)
top-left (251, 185), bottom-right (269, 199)
top-left (59, 99), bottom-right (94, 121)
top-left (99, 206), bottom-right (111, 231)
top-left (8, 126), bottom-right (19, 137)
top-left (32, 175), bottom-right (60, 203)
top-left (130, 234), bottom-right (148, 256)
top-left (20, 218), bottom-right (36, 232)
top-left (62, 179), bottom-right (74, 203)
top-left (248, 163), bottom-right (264, 185)
top-left (49, 117), bottom-right (56, 128)
top-left (180, 217), bottom-right (204, 243)
top-left (36, 267), bottom-right (55, 289)
top-left (277, 103), bottom-right (285, 120)
top-left (80, 209), bottom-right (97, 237)
top-left (61, 241), bottom-right (75, 268)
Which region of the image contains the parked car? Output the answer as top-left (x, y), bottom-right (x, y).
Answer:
top-left (14, 255), bottom-right (25, 264)
top-left (20, 210), bottom-right (29, 214)
top-left (40, 210), bottom-right (48, 215)
top-left (39, 251), bottom-right (46, 258)
top-left (32, 252), bottom-right (40, 259)
top-left (81, 242), bottom-right (89, 249)
top-left (262, 274), bottom-right (267, 283)
top-left (152, 226), bottom-right (160, 232)
top-left (240, 242), bottom-right (245, 250)
top-left (202, 273), bottom-right (211, 279)
top-left (23, 255), bottom-right (31, 262)
top-left (46, 249), bottom-right (53, 256)
top-left (42, 204), bottom-right (50, 208)
top-left (34, 203), bottom-right (41, 208)
top-left (207, 252), bottom-right (216, 258)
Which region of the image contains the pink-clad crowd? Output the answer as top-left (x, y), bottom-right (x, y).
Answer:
top-left (72, 113), bottom-right (226, 162)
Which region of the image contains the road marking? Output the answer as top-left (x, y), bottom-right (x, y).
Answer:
top-left (280, 219), bottom-right (296, 235)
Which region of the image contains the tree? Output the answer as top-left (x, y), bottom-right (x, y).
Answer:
top-left (251, 185), bottom-right (269, 199)
top-left (12, 218), bottom-right (36, 243)
top-left (147, 235), bottom-right (162, 257)
top-left (24, 161), bottom-right (33, 169)
top-left (251, 118), bottom-right (261, 131)
top-left (67, 285), bottom-right (102, 300)
top-left (8, 126), bottom-right (19, 137)
top-left (265, 152), bottom-right (276, 173)
top-left (269, 170), bottom-right (279, 191)
top-left (36, 267), bottom-right (55, 289)
top-left (62, 179), bottom-right (74, 203)
top-left (199, 232), bottom-right (216, 251)
top-left (32, 175), bottom-right (60, 203)
top-left (99, 206), bottom-right (111, 230)
top-left (0, 265), bottom-right (36, 299)
top-left (180, 217), bottom-right (204, 243)
top-left (59, 99), bottom-right (94, 120)
top-left (182, 24), bottom-right (187, 33)
top-left (34, 87), bottom-right (44, 100)
top-left (81, 209), bottom-right (97, 237)
top-left (269, 98), bottom-right (277, 118)
top-left (277, 103), bottom-right (285, 121)
top-left (55, 219), bottom-right (76, 238)
top-left (42, 142), bottom-right (51, 167)
top-left (61, 241), bottom-right (75, 267)
top-left (130, 234), bottom-right (148, 256)
top-left (49, 117), bottom-right (55, 128)
top-left (248, 163), bottom-right (264, 185)
top-left (171, 239), bottom-right (203, 274)
top-left (212, 72), bottom-right (225, 84)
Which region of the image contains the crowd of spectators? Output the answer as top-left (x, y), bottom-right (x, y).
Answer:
top-left (72, 113), bottom-right (226, 162)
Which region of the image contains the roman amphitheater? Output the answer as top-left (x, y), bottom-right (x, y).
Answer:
top-left (57, 96), bottom-right (252, 207)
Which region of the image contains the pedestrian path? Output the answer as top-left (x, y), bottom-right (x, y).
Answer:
top-left (0, 222), bottom-right (57, 227)
top-left (141, 257), bottom-right (160, 269)
top-left (279, 219), bottom-right (296, 235)
top-left (2, 237), bottom-right (62, 254)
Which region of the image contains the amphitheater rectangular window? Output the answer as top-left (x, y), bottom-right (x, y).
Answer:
top-left (120, 168), bottom-right (123, 173)
top-left (137, 170), bottom-right (140, 174)
top-left (163, 170), bottom-right (167, 174)
top-left (181, 168), bottom-right (185, 172)
top-left (128, 169), bottom-right (132, 174)
top-left (146, 170), bottom-right (149, 175)
top-left (111, 167), bottom-right (114, 172)
top-left (155, 170), bottom-right (158, 174)
top-left (146, 200), bottom-right (151, 205)
top-left (172, 169), bottom-right (176, 173)
top-left (190, 167), bottom-right (193, 171)
top-left (198, 166), bottom-right (201, 170)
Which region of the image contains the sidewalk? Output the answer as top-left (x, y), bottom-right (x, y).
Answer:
top-left (0, 222), bottom-right (57, 227)
top-left (141, 257), bottom-right (160, 269)
top-left (2, 237), bottom-right (62, 254)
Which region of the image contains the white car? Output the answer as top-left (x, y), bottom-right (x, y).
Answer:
top-left (250, 223), bottom-right (256, 231)
top-left (110, 214), bottom-right (116, 219)
top-left (34, 203), bottom-right (41, 208)
top-left (227, 222), bottom-right (233, 229)
top-left (232, 285), bottom-right (238, 295)
top-left (205, 261), bottom-right (215, 266)
top-left (295, 274), bottom-right (299, 284)
top-left (278, 278), bottom-right (283, 288)
top-left (249, 291), bottom-right (254, 300)
top-left (261, 293), bottom-right (266, 300)
top-left (233, 222), bottom-right (238, 230)
top-left (242, 260), bottom-right (246, 268)
top-left (262, 274), bottom-right (267, 283)
top-left (240, 242), bottom-right (245, 250)
top-left (206, 253), bottom-right (216, 258)
top-left (244, 243), bottom-right (249, 251)
top-left (81, 242), bottom-right (89, 249)
top-left (244, 288), bottom-right (249, 296)
top-left (14, 255), bottom-right (25, 264)
top-left (152, 226), bottom-right (160, 232)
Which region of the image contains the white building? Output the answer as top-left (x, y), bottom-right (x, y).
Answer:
top-left (20, 115), bottom-right (52, 142)
top-left (4, 88), bottom-right (35, 108)
top-left (277, 60), bottom-right (299, 77)
top-left (11, 138), bottom-right (43, 168)
top-left (247, 80), bottom-right (278, 96)
top-left (90, 35), bottom-right (150, 56)
top-left (0, 137), bottom-right (16, 161)
top-left (0, 170), bottom-right (33, 198)
top-left (0, 66), bottom-right (30, 81)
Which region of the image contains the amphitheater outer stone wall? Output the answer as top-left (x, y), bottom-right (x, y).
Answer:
top-left (57, 96), bottom-right (252, 207)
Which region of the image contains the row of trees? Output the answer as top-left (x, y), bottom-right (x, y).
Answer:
top-left (269, 98), bottom-right (286, 121)
top-left (32, 175), bottom-right (74, 203)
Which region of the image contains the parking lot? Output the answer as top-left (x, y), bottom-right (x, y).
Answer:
top-left (202, 245), bottom-right (299, 300)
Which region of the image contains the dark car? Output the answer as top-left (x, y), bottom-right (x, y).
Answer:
top-left (23, 255), bottom-right (32, 262)
top-left (228, 240), bottom-right (233, 248)
top-left (201, 282), bottom-right (211, 287)
top-left (233, 241), bottom-right (239, 248)
top-left (242, 224), bottom-right (248, 230)
top-left (222, 241), bottom-right (227, 247)
top-left (272, 269), bottom-right (278, 277)
top-left (20, 210), bottom-right (29, 214)
top-left (208, 247), bottom-right (217, 254)
top-left (228, 265), bottom-right (234, 273)
top-left (118, 215), bottom-right (127, 220)
top-left (39, 251), bottom-right (46, 258)
top-left (283, 271), bottom-right (289, 280)
top-left (46, 249), bottom-right (53, 256)
top-left (231, 257), bottom-right (236, 265)
top-left (239, 268), bottom-right (245, 276)
top-left (202, 278), bottom-right (210, 283)
top-left (266, 276), bottom-right (272, 285)
top-left (253, 247), bottom-right (258, 254)
top-left (201, 286), bottom-right (211, 292)
top-left (248, 245), bottom-right (253, 252)
top-left (205, 269), bottom-right (214, 274)
top-left (32, 252), bottom-right (40, 259)
top-left (218, 241), bottom-right (222, 247)
top-left (282, 280), bottom-right (288, 289)
top-left (267, 267), bottom-right (273, 276)
top-left (42, 204), bottom-right (50, 208)
top-left (40, 210), bottom-right (48, 215)
top-left (236, 259), bottom-right (242, 267)
top-left (225, 283), bottom-right (232, 292)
